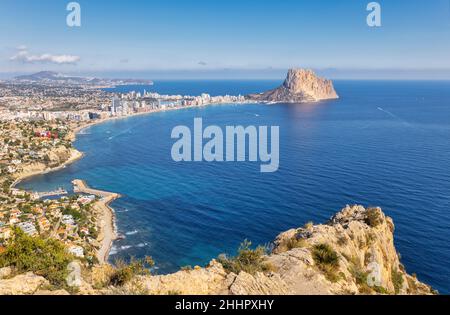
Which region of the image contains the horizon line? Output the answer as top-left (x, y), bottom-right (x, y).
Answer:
top-left (2, 68), bottom-right (450, 81)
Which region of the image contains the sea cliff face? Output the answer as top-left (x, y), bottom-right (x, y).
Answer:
top-left (12, 147), bottom-right (82, 183)
top-left (248, 68), bottom-right (339, 103)
top-left (120, 206), bottom-right (432, 295)
top-left (0, 205), bottom-right (434, 295)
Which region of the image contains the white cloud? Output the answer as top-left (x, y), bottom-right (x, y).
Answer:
top-left (10, 47), bottom-right (80, 65)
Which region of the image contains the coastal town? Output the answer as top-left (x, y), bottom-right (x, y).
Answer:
top-left (0, 74), bottom-right (249, 122)
top-left (0, 119), bottom-right (101, 262)
top-left (0, 73), bottom-right (250, 267)
top-left (0, 70), bottom-right (437, 296)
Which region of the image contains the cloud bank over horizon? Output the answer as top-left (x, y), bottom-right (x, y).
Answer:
top-left (9, 46), bottom-right (80, 65)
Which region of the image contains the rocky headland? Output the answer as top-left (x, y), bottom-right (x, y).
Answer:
top-left (0, 205), bottom-right (435, 295)
top-left (248, 68), bottom-right (339, 103)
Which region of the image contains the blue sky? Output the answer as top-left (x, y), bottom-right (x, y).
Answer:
top-left (1, 0), bottom-right (450, 79)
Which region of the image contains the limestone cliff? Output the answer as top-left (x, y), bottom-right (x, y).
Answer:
top-left (0, 206), bottom-right (435, 295)
top-left (12, 147), bottom-right (83, 182)
top-left (248, 68), bottom-right (339, 103)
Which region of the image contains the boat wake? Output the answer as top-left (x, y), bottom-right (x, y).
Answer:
top-left (377, 107), bottom-right (412, 127)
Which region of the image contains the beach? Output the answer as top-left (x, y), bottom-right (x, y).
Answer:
top-left (72, 179), bottom-right (120, 264)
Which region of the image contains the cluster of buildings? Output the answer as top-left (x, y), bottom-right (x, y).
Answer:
top-left (0, 117), bottom-right (104, 262)
top-left (0, 82), bottom-right (110, 112)
top-left (0, 109), bottom-right (109, 122)
top-left (1, 79), bottom-right (250, 123)
top-left (0, 80), bottom-right (253, 261)
top-left (0, 189), bottom-right (99, 260)
top-left (108, 90), bottom-right (248, 117)
top-left (0, 121), bottom-right (72, 179)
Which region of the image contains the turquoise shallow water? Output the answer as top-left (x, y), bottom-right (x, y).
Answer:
top-left (19, 80), bottom-right (450, 293)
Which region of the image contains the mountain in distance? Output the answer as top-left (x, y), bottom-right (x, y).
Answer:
top-left (13, 71), bottom-right (153, 86)
top-left (248, 68), bottom-right (339, 103)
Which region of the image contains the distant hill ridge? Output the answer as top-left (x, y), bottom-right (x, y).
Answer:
top-left (13, 71), bottom-right (153, 86)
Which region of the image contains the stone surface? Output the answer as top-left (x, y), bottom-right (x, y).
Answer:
top-left (0, 267), bottom-right (12, 280)
top-left (34, 289), bottom-right (70, 295)
top-left (0, 206), bottom-right (435, 295)
top-left (0, 273), bottom-right (49, 295)
top-left (121, 205), bottom-right (434, 295)
top-left (248, 69), bottom-right (339, 103)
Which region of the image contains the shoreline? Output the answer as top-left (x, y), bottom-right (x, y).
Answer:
top-left (11, 101), bottom-right (250, 261)
top-left (72, 179), bottom-right (120, 264)
top-left (11, 148), bottom-right (84, 189)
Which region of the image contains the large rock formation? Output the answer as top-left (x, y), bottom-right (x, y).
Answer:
top-left (117, 206), bottom-right (434, 295)
top-left (0, 273), bottom-right (49, 295)
top-left (0, 206), bottom-right (435, 295)
top-left (248, 68), bottom-right (339, 103)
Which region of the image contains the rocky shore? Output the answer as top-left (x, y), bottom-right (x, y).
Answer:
top-left (11, 147), bottom-right (84, 187)
top-left (0, 205), bottom-right (435, 295)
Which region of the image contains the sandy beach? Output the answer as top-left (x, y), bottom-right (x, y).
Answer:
top-left (72, 179), bottom-right (120, 264)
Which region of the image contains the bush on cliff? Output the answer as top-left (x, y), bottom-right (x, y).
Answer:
top-left (365, 208), bottom-right (382, 228)
top-left (217, 240), bottom-right (274, 275)
top-left (312, 243), bottom-right (340, 282)
top-left (109, 256), bottom-right (154, 287)
top-left (0, 229), bottom-right (73, 287)
top-left (391, 268), bottom-right (404, 295)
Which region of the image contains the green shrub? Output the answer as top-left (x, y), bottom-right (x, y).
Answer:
top-left (180, 265), bottom-right (193, 271)
top-left (312, 244), bottom-right (339, 267)
top-left (0, 229), bottom-right (73, 287)
top-left (312, 244), bottom-right (340, 282)
top-left (109, 256), bottom-right (154, 287)
top-left (217, 240), bottom-right (274, 275)
top-left (365, 208), bottom-right (382, 227)
top-left (373, 286), bottom-right (389, 294)
top-left (391, 268), bottom-right (404, 295)
top-left (284, 237), bottom-right (307, 251)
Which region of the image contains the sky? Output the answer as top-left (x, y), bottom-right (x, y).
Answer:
top-left (0, 0), bottom-right (450, 79)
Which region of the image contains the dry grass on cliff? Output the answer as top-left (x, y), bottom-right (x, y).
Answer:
top-left (217, 240), bottom-right (275, 276)
top-left (108, 256), bottom-right (155, 287)
top-left (311, 243), bottom-right (341, 283)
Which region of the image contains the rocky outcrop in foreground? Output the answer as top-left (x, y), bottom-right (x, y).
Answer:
top-left (0, 206), bottom-right (435, 295)
top-left (248, 68), bottom-right (339, 103)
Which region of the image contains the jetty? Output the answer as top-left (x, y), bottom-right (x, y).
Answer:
top-left (37, 188), bottom-right (68, 199)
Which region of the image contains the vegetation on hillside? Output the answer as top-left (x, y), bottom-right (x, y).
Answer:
top-left (312, 243), bottom-right (340, 282)
top-left (0, 229), bottom-right (73, 287)
top-left (218, 240), bottom-right (274, 275)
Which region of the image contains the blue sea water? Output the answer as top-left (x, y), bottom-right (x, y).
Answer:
top-left (18, 80), bottom-right (450, 293)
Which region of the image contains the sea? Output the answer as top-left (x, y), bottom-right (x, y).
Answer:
top-left (18, 80), bottom-right (450, 293)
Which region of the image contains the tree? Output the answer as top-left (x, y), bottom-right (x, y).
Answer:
top-left (0, 229), bottom-right (74, 287)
